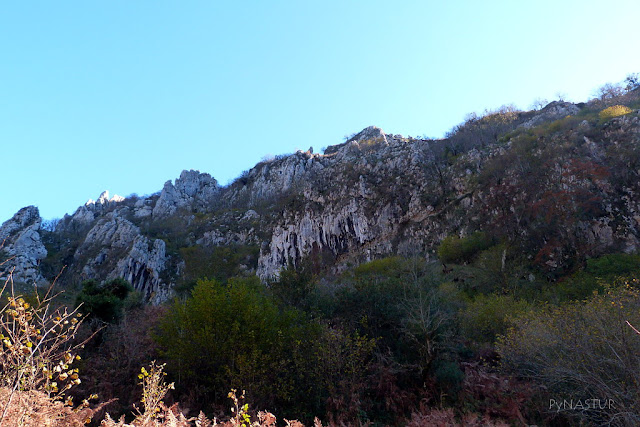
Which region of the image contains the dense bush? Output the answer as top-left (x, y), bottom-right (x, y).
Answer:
top-left (437, 232), bottom-right (493, 264)
top-left (459, 293), bottom-right (529, 344)
top-left (75, 278), bottom-right (137, 323)
top-left (178, 244), bottom-right (259, 290)
top-left (445, 105), bottom-right (521, 152)
top-left (539, 253), bottom-right (640, 303)
top-left (334, 257), bottom-right (429, 356)
top-left (498, 281), bottom-right (640, 425)
top-left (325, 257), bottom-right (467, 414)
top-left (155, 277), bottom-right (329, 419)
top-left (267, 263), bottom-right (315, 310)
top-left (585, 252), bottom-right (640, 277)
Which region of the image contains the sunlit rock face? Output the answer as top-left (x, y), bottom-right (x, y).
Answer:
top-left (57, 190), bottom-right (125, 234)
top-left (0, 206), bottom-right (47, 285)
top-left (153, 170), bottom-right (220, 218)
top-left (115, 236), bottom-right (169, 304)
top-left (252, 128), bottom-right (443, 278)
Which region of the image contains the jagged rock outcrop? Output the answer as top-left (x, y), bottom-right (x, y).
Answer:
top-left (153, 170), bottom-right (219, 218)
top-left (86, 190), bottom-right (125, 207)
top-left (115, 236), bottom-right (169, 304)
top-left (325, 126), bottom-right (388, 154)
top-left (0, 207), bottom-right (47, 285)
top-left (74, 211), bottom-right (171, 302)
top-left (57, 190), bottom-right (125, 234)
top-left (520, 101), bottom-right (581, 129)
top-left (133, 197), bottom-right (154, 218)
top-left (248, 128), bottom-right (449, 277)
top-left (222, 149), bottom-right (322, 207)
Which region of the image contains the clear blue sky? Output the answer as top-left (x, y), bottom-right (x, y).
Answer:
top-left (2, 1), bottom-right (640, 223)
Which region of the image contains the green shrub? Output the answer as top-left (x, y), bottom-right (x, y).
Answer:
top-left (75, 278), bottom-right (135, 323)
top-left (178, 244), bottom-right (259, 291)
top-left (539, 253), bottom-right (640, 303)
top-left (349, 256), bottom-right (427, 289)
top-left (431, 359), bottom-right (464, 397)
top-left (437, 232), bottom-right (493, 264)
top-left (334, 258), bottom-right (419, 355)
top-left (460, 293), bottom-right (530, 344)
top-left (268, 263), bottom-right (314, 309)
top-left (352, 256), bottom-right (407, 278)
top-left (332, 257), bottom-right (458, 397)
top-left (585, 252), bottom-right (640, 277)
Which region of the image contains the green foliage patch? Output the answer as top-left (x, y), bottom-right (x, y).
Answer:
top-left (75, 278), bottom-right (137, 323)
top-left (459, 293), bottom-right (530, 344)
top-left (155, 277), bottom-right (375, 421)
top-left (177, 244), bottom-right (259, 292)
top-left (437, 232), bottom-right (493, 264)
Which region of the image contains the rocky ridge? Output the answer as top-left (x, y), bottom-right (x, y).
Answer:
top-left (3, 100), bottom-right (640, 302)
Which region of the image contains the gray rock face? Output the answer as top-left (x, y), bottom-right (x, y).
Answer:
top-left (153, 170), bottom-right (219, 218)
top-left (76, 211), bottom-right (172, 303)
top-left (257, 200), bottom-right (382, 278)
top-left (0, 206), bottom-right (47, 285)
top-left (133, 198), bottom-right (154, 218)
top-left (223, 150), bottom-right (320, 206)
top-left (254, 131), bottom-right (441, 278)
top-left (115, 236), bottom-right (169, 304)
top-left (520, 101), bottom-right (581, 129)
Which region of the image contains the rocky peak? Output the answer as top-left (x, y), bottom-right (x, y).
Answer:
top-left (0, 206), bottom-right (40, 241)
top-left (324, 126), bottom-right (388, 155)
top-left (153, 170), bottom-right (220, 218)
top-left (58, 190), bottom-right (125, 233)
top-left (175, 170), bottom-right (218, 197)
top-left (85, 190), bottom-right (125, 207)
top-left (347, 126), bottom-right (388, 144)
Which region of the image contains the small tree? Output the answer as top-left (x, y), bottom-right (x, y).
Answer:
top-left (0, 271), bottom-right (93, 424)
top-left (530, 97), bottom-right (548, 111)
top-left (594, 82), bottom-right (625, 105)
top-left (437, 232), bottom-right (493, 264)
top-left (624, 73), bottom-right (639, 92)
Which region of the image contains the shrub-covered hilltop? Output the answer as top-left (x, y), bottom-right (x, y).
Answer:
top-left (1, 76), bottom-right (640, 425)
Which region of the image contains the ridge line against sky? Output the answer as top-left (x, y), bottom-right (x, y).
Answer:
top-left (2, 0), bottom-right (640, 222)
